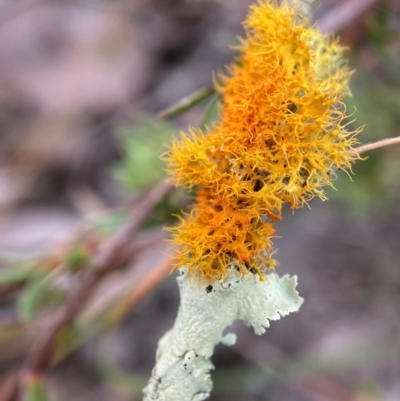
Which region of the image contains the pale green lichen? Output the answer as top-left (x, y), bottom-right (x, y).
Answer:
top-left (143, 266), bottom-right (303, 401)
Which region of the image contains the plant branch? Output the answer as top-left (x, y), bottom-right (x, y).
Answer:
top-left (22, 181), bottom-right (174, 379)
top-left (353, 136), bottom-right (400, 155)
top-left (156, 86), bottom-right (215, 120)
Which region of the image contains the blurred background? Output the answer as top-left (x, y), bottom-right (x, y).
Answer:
top-left (0, 0), bottom-right (400, 400)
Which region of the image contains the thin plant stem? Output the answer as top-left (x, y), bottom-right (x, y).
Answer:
top-left (353, 136), bottom-right (400, 155)
top-left (156, 86), bottom-right (215, 120)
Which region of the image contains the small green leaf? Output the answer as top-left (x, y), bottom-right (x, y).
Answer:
top-left (17, 273), bottom-right (65, 321)
top-left (52, 324), bottom-right (81, 363)
top-left (17, 275), bottom-right (48, 321)
top-left (199, 93), bottom-right (222, 131)
top-left (24, 377), bottom-right (47, 401)
top-left (0, 265), bottom-right (33, 285)
top-left (92, 211), bottom-right (129, 234)
top-left (65, 245), bottom-right (89, 270)
top-left (115, 116), bottom-right (175, 190)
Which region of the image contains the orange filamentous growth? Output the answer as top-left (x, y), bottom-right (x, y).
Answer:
top-left (166, 0), bottom-right (362, 282)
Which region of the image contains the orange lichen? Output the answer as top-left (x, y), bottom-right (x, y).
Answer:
top-left (166, 0), bottom-right (362, 282)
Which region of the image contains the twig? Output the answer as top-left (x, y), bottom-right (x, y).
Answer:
top-left (86, 84), bottom-right (215, 142)
top-left (92, 182), bottom-right (173, 271)
top-left (352, 136), bottom-right (400, 155)
top-left (318, 0), bottom-right (379, 33)
top-left (0, 369), bottom-right (19, 401)
top-left (22, 181), bottom-right (173, 378)
top-left (156, 86), bottom-right (215, 120)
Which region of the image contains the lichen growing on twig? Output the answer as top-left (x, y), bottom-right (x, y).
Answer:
top-left (144, 1), bottom-right (363, 399)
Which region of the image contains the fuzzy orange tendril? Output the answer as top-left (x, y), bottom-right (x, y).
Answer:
top-left (166, 0), bottom-right (362, 282)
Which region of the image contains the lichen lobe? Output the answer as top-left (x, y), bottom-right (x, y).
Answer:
top-left (143, 267), bottom-right (303, 401)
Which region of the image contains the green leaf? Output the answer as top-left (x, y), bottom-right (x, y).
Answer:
top-left (0, 264), bottom-right (33, 285)
top-left (17, 275), bottom-right (48, 321)
top-left (92, 211), bottom-right (129, 234)
top-left (17, 273), bottom-right (65, 321)
top-left (52, 324), bottom-right (81, 363)
top-left (199, 93), bottom-right (222, 131)
top-left (65, 245), bottom-right (90, 270)
top-left (114, 115), bottom-right (175, 190)
top-left (23, 378), bottom-right (47, 401)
